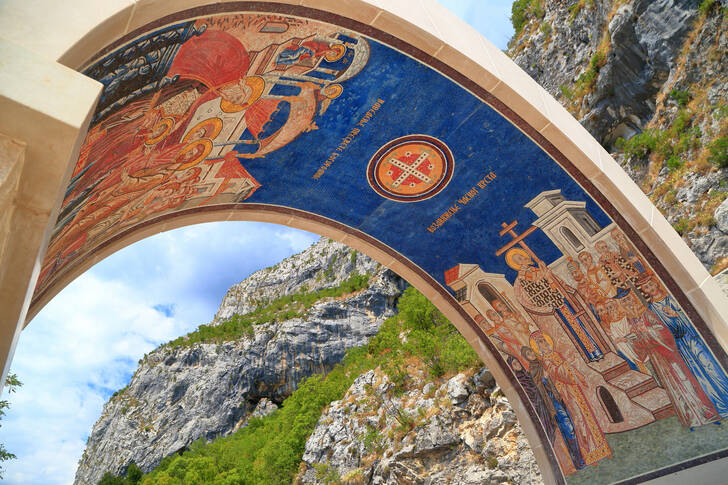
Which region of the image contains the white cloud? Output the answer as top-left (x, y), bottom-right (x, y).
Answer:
top-left (2, 274), bottom-right (186, 485)
top-left (89, 221), bottom-right (318, 324)
top-left (1, 223), bottom-right (317, 485)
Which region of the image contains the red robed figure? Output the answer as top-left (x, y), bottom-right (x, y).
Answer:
top-left (168, 30), bottom-right (250, 89)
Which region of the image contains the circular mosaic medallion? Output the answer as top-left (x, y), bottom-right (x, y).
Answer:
top-left (367, 135), bottom-right (454, 202)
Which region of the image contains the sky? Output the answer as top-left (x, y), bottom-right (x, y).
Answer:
top-left (0, 3), bottom-right (514, 484)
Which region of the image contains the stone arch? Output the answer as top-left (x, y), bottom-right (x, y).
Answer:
top-left (1, 2), bottom-right (727, 484)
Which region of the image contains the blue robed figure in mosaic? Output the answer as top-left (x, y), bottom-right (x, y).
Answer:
top-left (644, 277), bottom-right (728, 416)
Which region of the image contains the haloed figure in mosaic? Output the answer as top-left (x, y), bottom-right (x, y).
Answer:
top-left (623, 291), bottom-right (721, 427)
top-left (492, 322), bottom-right (589, 475)
top-left (514, 346), bottom-right (555, 436)
top-left (643, 277), bottom-right (728, 417)
top-left (529, 331), bottom-right (611, 468)
top-left (508, 248), bottom-right (605, 362)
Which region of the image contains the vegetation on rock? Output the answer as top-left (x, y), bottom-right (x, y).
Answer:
top-left (614, 108), bottom-right (703, 168)
top-left (98, 463), bottom-right (142, 485)
top-left (101, 287), bottom-right (480, 485)
top-left (511, 0), bottom-right (544, 35)
top-left (165, 272), bottom-right (371, 348)
top-left (0, 373), bottom-right (21, 479)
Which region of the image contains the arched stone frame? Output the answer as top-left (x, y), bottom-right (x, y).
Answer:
top-left (1, 1), bottom-right (728, 484)
top-left (25, 202), bottom-right (563, 483)
top-left (4, 0), bottom-right (721, 343)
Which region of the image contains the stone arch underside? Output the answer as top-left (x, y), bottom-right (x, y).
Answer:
top-left (13, 3), bottom-right (728, 484)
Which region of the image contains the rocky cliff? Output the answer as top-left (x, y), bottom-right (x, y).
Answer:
top-left (74, 239), bottom-right (405, 485)
top-left (509, 0), bottom-right (728, 273)
top-left (212, 238), bottom-right (384, 323)
top-left (297, 367), bottom-right (542, 485)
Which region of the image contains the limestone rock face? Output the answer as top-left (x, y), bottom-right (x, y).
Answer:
top-left (297, 368), bottom-right (543, 485)
top-left (590, 0), bottom-right (698, 144)
top-left (73, 239), bottom-right (405, 485)
top-left (213, 238), bottom-right (386, 323)
top-left (509, 1), bottom-right (728, 272)
top-left (510, 0), bottom-right (697, 145)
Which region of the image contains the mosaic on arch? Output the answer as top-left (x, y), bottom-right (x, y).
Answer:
top-left (40, 14), bottom-right (370, 295)
top-left (36, 10), bottom-right (728, 483)
top-left (444, 195), bottom-right (728, 479)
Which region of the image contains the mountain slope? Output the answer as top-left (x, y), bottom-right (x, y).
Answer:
top-left (509, 0), bottom-right (728, 272)
top-left (74, 239), bottom-right (405, 485)
top-left (134, 288), bottom-right (542, 485)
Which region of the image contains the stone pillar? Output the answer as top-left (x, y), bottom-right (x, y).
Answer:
top-left (0, 137), bottom-right (25, 266)
top-left (0, 37), bottom-right (102, 390)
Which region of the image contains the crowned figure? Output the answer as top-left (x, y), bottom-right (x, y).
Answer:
top-left (507, 247), bottom-right (605, 362)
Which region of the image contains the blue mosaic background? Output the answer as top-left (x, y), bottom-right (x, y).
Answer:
top-left (241, 40), bottom-right (611, 287)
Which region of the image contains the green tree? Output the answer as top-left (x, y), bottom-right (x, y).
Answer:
top-left (97, 462), bottom-right (143, 485)
top-left (0, 373), bottom-right (22, 479)
top-left (127, 463), bottom-right (143, 484)
top-left (708, 137), bottom-right (728, 168)
top-left (98, 472), bottom-right (126, 485)
top-left (511, 0), bottom-right (544, 34)
top-left (133, 288), bottom-right (481, 484)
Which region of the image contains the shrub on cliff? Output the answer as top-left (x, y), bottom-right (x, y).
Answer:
top-left (98, 463), bottom-right (142, 485)
top-left (708, 137), bottom-right (728, 168)
top-left (165, 272), bottom-right (371, 348)
top-left (511, 0), bottom-right (544, 35)
top-left (124, 287), bottom-right (480, 485)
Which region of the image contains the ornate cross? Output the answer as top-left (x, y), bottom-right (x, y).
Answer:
top-left (387, 152), bottom-right (432, 188)
top-left (495, 220), bottom-right (542, 264)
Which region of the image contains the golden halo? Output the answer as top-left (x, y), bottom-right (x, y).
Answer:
top-left (505, 247), bottom-right (531, 270)
top-left (145, 118), bottom-right (174, 145)
top-left (175, 139), bottom-right (213, 170)
top-left (220, 76), bottom-right (266, 113)
top-left (323, 83), bottom-right (343, 99)
top-left (529, 331), bottom-right (554, 356)
top-left (324, 44), bottom-right (347, 62)
top-left (183, 117), bottom-right (223, 143)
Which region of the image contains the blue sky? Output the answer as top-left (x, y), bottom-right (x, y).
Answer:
top-left (0, 3), bottom-right (514, 484)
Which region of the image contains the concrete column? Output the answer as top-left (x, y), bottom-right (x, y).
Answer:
top-left (0, 37), bottom-right (102, 390)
